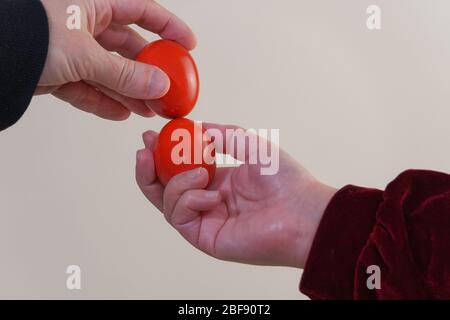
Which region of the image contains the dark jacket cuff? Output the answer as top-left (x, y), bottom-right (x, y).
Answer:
top-left (0, 0), bottom-right (49, 131)
top-left (300, 185), bottom-right (383, 299)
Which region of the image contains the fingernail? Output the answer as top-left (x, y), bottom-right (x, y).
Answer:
top-left (148, 69), bottom-right (170, 99)
top-left (136, 149), bottom-right (146, 161)
top-left (188, 167), bottom-right (206, 179)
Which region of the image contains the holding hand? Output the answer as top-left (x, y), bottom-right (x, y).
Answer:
top-left (136, 123), bottom-right (337, 268)
top-left (37, 0), bottom-right (196, 120)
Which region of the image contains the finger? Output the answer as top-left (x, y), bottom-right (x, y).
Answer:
top-left (163, 168), bottom-right (209, 222)
top-left (136, 148), bottom-right (164, 211)
top-left (142, 130), bottom-right (159, 150)
top-left (86, 80), bottom-right (154, 117)
top-left (35, 85), bottom-right (60, 95)
top-left (96, 24), bottom-right (147, 59)
top-left (53, 81), bottom-right (130, 120)
top-left (107, 0), bottom-right (197, 50)
top-left (202, 123), bottom-right (265, 163)
top-left (170, 190), bottom-right (221, 227)
top-left (89, 42), bottom-right (170, 100)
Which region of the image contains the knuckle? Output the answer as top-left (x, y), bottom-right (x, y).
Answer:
top-left (65, 57), bottom-right (83, 82)
top-left (182, 193), bottom-right (195, 208)
top-left (73, 46), bottom-right (97, 80)
top-left (115, 59), bottom-right (137, 93)
top-left (93, 0), bottom-right (113, 30)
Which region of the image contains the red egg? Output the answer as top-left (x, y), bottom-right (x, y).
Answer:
top-left (136, 40), bottom-right (199, 118)
top-left (154, 118), bottom-right (216, 186)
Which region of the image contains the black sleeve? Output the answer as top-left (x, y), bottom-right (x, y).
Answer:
top-left (0, 0), bottom-right (49, 132)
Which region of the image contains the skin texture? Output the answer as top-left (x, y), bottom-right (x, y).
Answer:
top-left (38, 0), bottom-right (197, 120)
top-left (136, 123), bottom-right (337, 268)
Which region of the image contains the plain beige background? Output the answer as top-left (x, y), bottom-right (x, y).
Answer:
top-left (0, 0), bottom-right (449, 299)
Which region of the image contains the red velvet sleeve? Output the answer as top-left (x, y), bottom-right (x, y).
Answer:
top-left (300, 170), bottom-right (450, 299)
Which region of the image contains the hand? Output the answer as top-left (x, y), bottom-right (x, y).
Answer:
top-left (135, 123), bottom-right (337, 268)
top-left (38, 0), bottom-right (196, 120)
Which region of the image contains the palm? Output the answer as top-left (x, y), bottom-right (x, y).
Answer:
top-left (169, 152), bottom-right (318, 267)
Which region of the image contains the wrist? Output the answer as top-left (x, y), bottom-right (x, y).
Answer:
top-left (293, 180), bottom-right (338, 268)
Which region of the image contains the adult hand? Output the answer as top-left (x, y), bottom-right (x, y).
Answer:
top-left (135, 123), bottom-right (337, 268)
top-left (38, 0), bottom-right (196, 120)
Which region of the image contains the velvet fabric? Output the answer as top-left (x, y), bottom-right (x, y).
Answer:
top-left (301, 170), bottom-right (450, 299)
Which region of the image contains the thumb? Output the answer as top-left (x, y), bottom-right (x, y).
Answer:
top-left (88, 47), bottom-right (170, 100)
